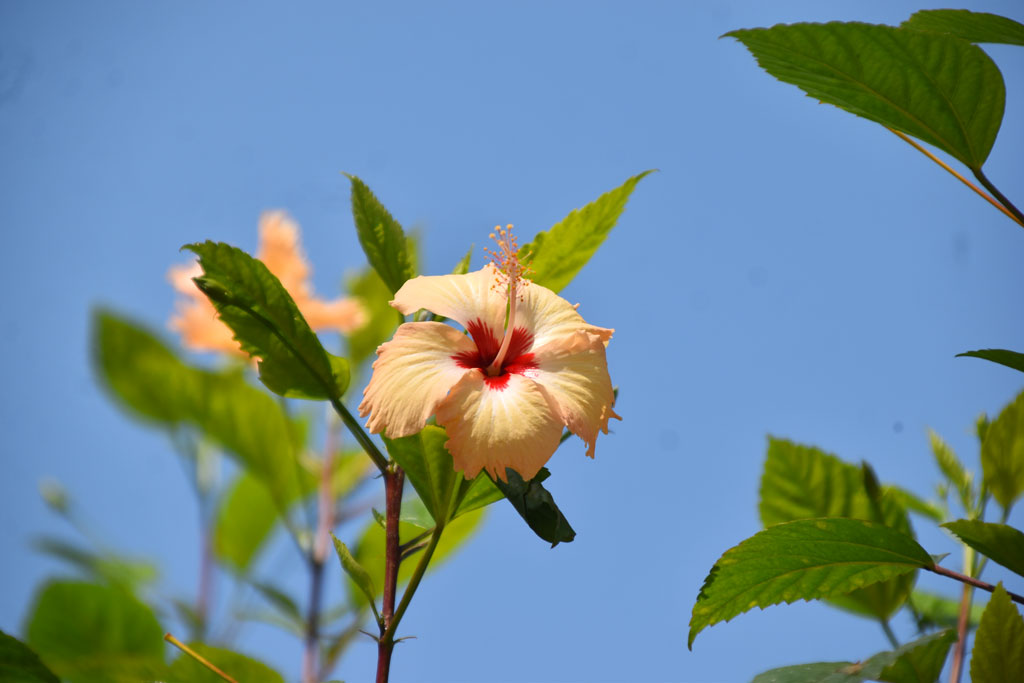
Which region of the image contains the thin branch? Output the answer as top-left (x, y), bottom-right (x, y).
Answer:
top-left (972, 166), bottom-right (1024, 227)
top-left (376, 466), bottom-right (405, 683)
top-left (886, 128), bottom-right (1024, 228)
top-left (329, 396), bottom-right (389, 473)
top-left (165, 633), bottom-right (238, 683)
top-left (926, 564), bottom-right (1024, 605)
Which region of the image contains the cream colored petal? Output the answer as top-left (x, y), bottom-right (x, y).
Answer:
top-left (300, 297), bottom-right (367, 333)
top-left (529, 330), bottom-right (620, 459)
top-left (257, 211), bottom-right (312, 298)
top-left (167, 262), bottom-right (204, 299)
top-left (516, 279), bottom-right (613, 349)
top-left (359, 322), bottom-right (475, 438)
top-left (391, 265), bottom-right (507, 334)
top-left (435, 371), bottom-right (564, 482)
top-left (169, 300), bottom-right (244, 355)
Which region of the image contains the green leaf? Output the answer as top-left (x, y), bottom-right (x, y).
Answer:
top-left (688, 518), bottom-right (933, 648)
top-left (885, 485), bottom-right (944, 523)
top-left (943, 519), bottom-right (1024, 579)
top-left (345, 174), bottom-right (415, 295)
top-left (452, 472), bottom-right (504, 519)
top-left (929, 429), bottom-right (973, 511)
top-left (452, 246), bottom-right (473, 275)
top-left (0, 631), bottom-right (59, 683)
top-left (352, 507), bottom-right (486, 598)
top-left (25, 580), bottom-right (165, 683)
top-left (248, 581), bottom-right (303, 627)
top-left (902, 9), bottom-right (1024, 46)
top-left (981, 389), bottom-right (1024, 509)
top-left (213, 472), bottom-right (279, 573)
top-left (758, 438), bottom-right (917, 619)
top-left (332, 533), bottom-right (378, 615)
top-left (520, 171), bottom-right (653, 293)
top-left (957, 349), bottom-right (1024, 374)
top-left (493, 468), bottom-right (576, 547)
top-left (909, 589), bottom-right (984, 630)
top-left (970, 584), bottom-right (1024, 683)
top-left (725, 22), bottom-right (1005, 169)
top-left (185, 241), bottom-right (349, 400)
top-left (384, 426), bottom-right (458, 523)
top-left (31, 537), bottom-right (157, 590)
top-left (750, 630), bottom-right (956, 683)
top-left (165, 643), bottom-right (284, 683)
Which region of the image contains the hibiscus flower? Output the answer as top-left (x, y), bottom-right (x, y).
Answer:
top-left (169, 211), bottom-right (366, 354)
top-left (359, 226), bottom-right (619, 481)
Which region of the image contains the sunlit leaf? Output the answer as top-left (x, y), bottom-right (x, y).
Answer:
top-left (902, 9), bottom-right (1024, 46)
top-left (384, 426), bottom-right (459, 523)
top-left (909, 589), bottom-right (984, 631)
top-left (0, 631), bottom-right (59, 683)
top-left (248, 581), bottom-right (303, 627)
top-left (31, 537), bottom-right (157, 590)
top-left (970, 584), bottom-right (1024, 683)
top-left (345, 266), bottom-right (400, 371)
top-left (758, 437), bottom-right (916, 619)
top-left (725, 22), bottom-right (1005, 169)
top-left (688, 518), bottom-right (933, 648)
top-left (332, 533), bottom-right (378, 615)
top-left (981, 389), bottom-right (1024, 509)
top-left (26, 581), bottom-right (165, 683)
top-left (165, 642), bottom-right (284, 683)
top-left (929, 429), bottom-right (974, 512)
top-left (494, 468), bottom-right (576, 547)
top-left (452, 472), bottom-right (504, 519)
top-left (345, 174), bottom-right (415, 295)
top-left (520, 171), bottom-right (653, 293)
top-left (185, 241), bottom-right (349, 400)
top-left (943, 519), bottom-right (1024, 579)
top-left (214, 472), bottom-right (280, 573)
top-left (885, 485), bottom-right (944, 523)
top-left (957, 349), bottom-right (1024, 374)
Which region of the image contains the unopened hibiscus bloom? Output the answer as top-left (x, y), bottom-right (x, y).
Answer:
top-left (360, 226), bottom-right (619, 481)
top-left (169, 211), bottom-right (366, 354)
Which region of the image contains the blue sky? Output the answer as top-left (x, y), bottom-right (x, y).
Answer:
top-left (2, 1), bottom-right (1023, 681)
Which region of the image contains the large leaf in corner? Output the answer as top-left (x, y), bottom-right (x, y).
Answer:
top-left (345, 174), bottom-right (415, 295)
top-left (759, 437), bottom-right (917, 619)
top-left (943, 519), bottom-right (1024, 579)
top-left (494, 468), bottom-right (576, 547)
top-left (970, 584), bottom-right (1024, 683)
top-left (688, 518), bottom-right (933, 648)
top-left (25, 581), bottom-right (166, 683)
top-left (185, 241), bottom-right (349, 400)
top-left (520, 171), bottom-right (652, 293)
top-left (0, 631), bottom-right (59, 683)
top-left (958, 349), bottom-right (1024, 375)
top-left (725, 22), bottom-right (1005, 169)
top-left (902, 9), bottom-right (1024, 46)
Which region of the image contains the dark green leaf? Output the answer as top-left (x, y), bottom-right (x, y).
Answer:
top-left (384, 426), bottom-right (458, 523)
top-left (758, 437), bottom-right (916, 619)
top-left (970, 584), bottom-right (1024, 683)
top-left (25, 581), bottom-right (165, 683)
top-left (165, 643), bottom-right (284, 683)
top-left (752, 661), bottom-right (858, 683)
top-left (520, 171), bottom-right (653, 293)
top-left (493, 468), bottom-right (575, 547)
top-left (332, 533), bottom-right (378, 614)
top-left (725, 22), bottom-right (1005, 168)
top-left (345, 174), bottom-right (415, 295)
top-left (958, 349), bottom-right (1024, 374)
top-left (0, 631), bottom-right (59, 683)
top-left (902, 9), bottom-right (1024, 46)
top-left (981, 389), bottom-right (1024, 509)
top-left (909, 589), bottom-right (985, 630)
top-left (185, 241), bottom-right (349, 400)
top-left (943, 519), bottom-right (1024, 579)
top-left (688, 518), bottom-right (933, 648)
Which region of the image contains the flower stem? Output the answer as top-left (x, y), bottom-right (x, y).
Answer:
top-left (972, 166), bottom-right (1024, 227)
top-left (165, 633), bottom-right (238, 683)
top-left (376, 465), bottom-right (405, 683)
top-left (329, 396), bottom-right (388, 473)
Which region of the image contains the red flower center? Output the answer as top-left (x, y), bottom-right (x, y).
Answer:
top-left (453, 319), bottom-right (538, 390)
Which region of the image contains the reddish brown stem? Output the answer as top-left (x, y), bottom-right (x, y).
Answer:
top-left (926, 564), bottom-right (1024, 605)
top-left (376, 465), bottom-right (405, 683)
top-left (949, 582), bottom-right (972, 683)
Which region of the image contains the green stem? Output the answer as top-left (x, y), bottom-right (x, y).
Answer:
top-left (879, 620), bottom-right (899, 649)
top-left (329, 397), bottom-right (388, 473)
top-left (972, 167), bottom-right (1024, 227)
top-left (380, 523), bottom-right (445, 645)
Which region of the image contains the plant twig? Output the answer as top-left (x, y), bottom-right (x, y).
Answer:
top-left (376, 465), bottom-right (405, 683)
top-left (165, 633), bottom-right (238, 683)
top-left (949, 582), bottom-right (973, 683)
top-left (925, 564), bottom-right (1024, 605)
top-left (330, 396), bottom-right (389, 473)
top-left (381, 523), bottom-right (444, 646)
top-left (886, 127), bottom-right (1024, 228)
top-left (972, 166), bottom-right (1024, 226)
